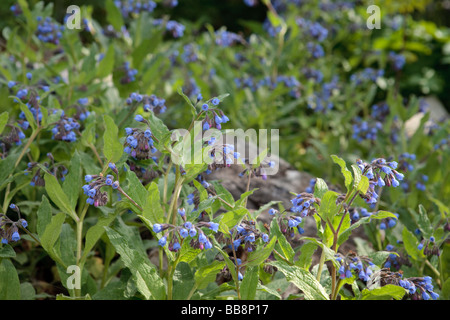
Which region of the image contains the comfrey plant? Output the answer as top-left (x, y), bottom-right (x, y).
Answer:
top-left (0, 0), bottom-right (448, 302)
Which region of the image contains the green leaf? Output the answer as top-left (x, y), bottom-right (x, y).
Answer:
top-left (313, 178), bottom-right (328, 199)
top-left (105, 0), bottom-right (124, 31)
top-left (246, 236), bottom-right (277, 267)
top-left (318, 190), bottom-right (340, 221)
top-left (44, 173), bottom-right (78, 221)
top-left (331, 155), bottom-right (353, 191)
top-left (338, 210), bottom-right (397, 245)
top-left (124, 167), bottom-right (148, 210)
top-left (270, 218), bottom-right (295, 263)
top-left (142, 182), bottom-right (165, 223)
top-left (81, 212), bottom-right (119, 264)
top-left (173, 262), bottom-right (195, 300)
top-left (361, 285), bottom-right (406, 300)
top-left (62, 150), bottom-right (81, 211)
top-left (36, 195), bottom-right (52, 238)
top-left (240, 266), bottom-right (259, 300)
top-left (219, 208), bottom-right (249, 234)
top-left (0, 258), bottom-right (21, 299)
top-left (0, 245), bottom-right (16, 258)
top-left (40, 212), bottom-right (67, 268)
top-left (177, 87), bottom-right (196, 116)
top-left (194, 260), bottom-right (225, 290)
top-left (97, 44), bottom-right (115, 78)
top-left (300, 237), bottom-right (339, 267)
top-left (417, 205), bottom-right (433, 239)
top-left (0, 111), bottom-right (8, 135)
top-left (105, 222), bottom-right (166, 300)
top-left (268, 261), bottom-right (329, 300)
top-left (103, 115), bottom-right (123, 163)
top-left (402, 227), bottom-right (424, 261)
top-left (295, 242), bottom-right (318, 269)
top-left (146, 111), bottom-right (170, 148)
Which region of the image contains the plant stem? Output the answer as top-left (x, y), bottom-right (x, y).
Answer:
top-left (316, 248), bottom-right (326, 282)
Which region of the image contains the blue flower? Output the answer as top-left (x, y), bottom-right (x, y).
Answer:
top-left (211, 98), bottom-right (220, 106)
top-left (11, 231), bottom-right (20, 242)
top-left (153, 224), bottom-right (163, 233)
top-left (208, 222), bottom-right (219, 232)
top-left (202, 103), bottom-right (209, 111)
top-left (158, 236), bottom-right (167, 247)
top-left (134, 115), bottom-right (144, 122)
top-left (180, 228), bottom-right (188, 238)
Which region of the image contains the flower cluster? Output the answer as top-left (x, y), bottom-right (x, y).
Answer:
top-left (378, 269), bottom-right (439, 300)
top-left (120, 62), bottom-right (138, 84)
top-left (123, 124), bottom-right (157, 160)
top-left (126, 92), bottom-right (167, 114)
top-left (388, 51), bottom-right (406, 71)
top-left (82, 163), bottom-right (120, 206)
top-left (0, 124), bottom-right (26, 154)
top-left (356, 158), bottom-right (404, 207)
top-left (50, 114), bottom-right (80, 142)
top-left (417, 236), bottom-right (440, 257)
top-left (383, 244), bottom-right (411, 270)
top-left (114, 0), bottom-right (156, 17)
top-left (335, 252), bottom-right (375, 282)
top-left (153, 19), bottom-right (185, 38)
top-left (415, 174), bottom-right (428, 191)
top-left (199, 97), bottom-right (230, 131)
top-left (224, 219), bottom-right (269, 253)
top-left (296, 18), bottom-right (328, 42)
top-left (289, 192), bottom-right (319, 217)
top-left (215, 30), bottom-right (244, 47)
top-left (152, 213), bottom-right (219, 251)
top-left (36, 17), bottom-right (63, 45)
top-left (26, 153), bottom-right (68, 186)
top-left (0, 204), bottom-right (28, 244)
top-left (305, 178), bottom-right (316, 193)
top-left (351, 117), bottom-right (383, 143)
top-left (306, 76), bottom-right (339, 113)
top-left (180, 44), bottom-right (198, 63)
top-left (350, 68), bottom-right (384, 85)
top-left (237, 157), bottom-right (276, 181)
top-left (234, 75), bottom-right (301, 98)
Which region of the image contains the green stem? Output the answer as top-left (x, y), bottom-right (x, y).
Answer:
top-left (316, 248), bottom-right (326, 283)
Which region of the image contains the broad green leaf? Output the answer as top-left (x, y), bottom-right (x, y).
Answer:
top-left (105, 0), bottom-right (124, 31)
top-left (338, 210), bottom-right (397, 245)
top-left (105, 220), bottom-right (166, 300)
top-left (300, 237), bottom-right (339, 267)
top-left (124, 169), bottom-right (148, 209)
top-left (0, 258), bottom-right (21, 299)
top-left (246, 236), bottom-right (277, 267)
top-left (402, 227), bottom-right (424, 261)
top-left (270, 218), bottom-right (295, 263)
top-left (81, 212), bottom-right (119, 264)
top-left (331, 155), bottom-right (353, 191)
top-left (103, 115), bottom-right (123, 163)
top-left (44, 173), bottom-right (78, 221)
top-left (313, 177), bottom-right (328, 199)
top-left (40, 212), bottom-right (66, 255)
top-left (97, 44), bottom-right (115, 78)
top-left (0, 111), bottom-right (8, 135)
top-left (62, 150), bottom-right (81, 211)
top-left (268, 260), bottom-right (329, 300)
top-left (318, 190), bottom-right (340, 221)
top-left (142, 182), bottom-right (165, 223)
top-left (194, 260), bottom-right (225, 290)
top-left (0, 245), bottom-right (16, 258)
top-left (173, 262), bottom-right (195, 300)
top-left (240, 266), bottom-right (259, 300)
top-left (219, 208), bottom-right (249, 234)
top-left (295, 242), bottom-right (318, 269)
top-left (36, 195), bottom-right (52, 238)
top-left (177, 87), bottom-right (196, 116)
top-left (361, 284), bottom-right (406, 300)
top-left (417, 205), bottom-right (433, 239)
top-left (146, 111), bottom-right (170, 148)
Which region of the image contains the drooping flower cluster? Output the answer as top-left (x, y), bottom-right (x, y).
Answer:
top-left (153, 19), bottom-right (185, 38)
top-left (199, 97), bottom-right (230, 131)
top-left (35, 17), bottom-right (63, 45)
top-left (123, 123), bottom-right (157, 160)
top-left (306, 76), bottom-right (339, 113)
top-left (0, 204), bottom-right (28, 244)
top-left (50, 113), bottom-right (80, 142)
top-left (237, 157), bottom-right (276, 181)
top-left (355, 158), bottom-right (404, 207)
top-left (152, 209), bottom-right (219, 251)
top-left (0, 124), bottom-right (27, 155)
top-left (120, 62), bottom-right (138, 84)
top-left (305, 178), bottom-right (316, 193)
top-left (376, 269), bottom-right (439, 300)
top-left (335, 252), bottom-right (375, 282)
top-left (289, 192), bottom-right (319, 217)
top-left (417, 236), bottom-right (440, 257)
top-left (351, 117), bottom-right (383, 143)
top-left (126, 92), bottom-right (167, 114)
top-left (215, 30), bottom-right (244, 47)
top-left (388, 51), bottom-right (406, 71)
top-left (223, 219), bottom-right (270, 253)
top-left (82, 163), bottom-right (120, 207)
top-left (350, 68), bottom-right (384, 86)
top-left (26, 152), bottom-right (68, 186)
top-left (379, 213), bottom-right (399, 230)
top-left (114, 0), bottom-right (156, 17)
top-left (383, 244), bottom-right (411, 270)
